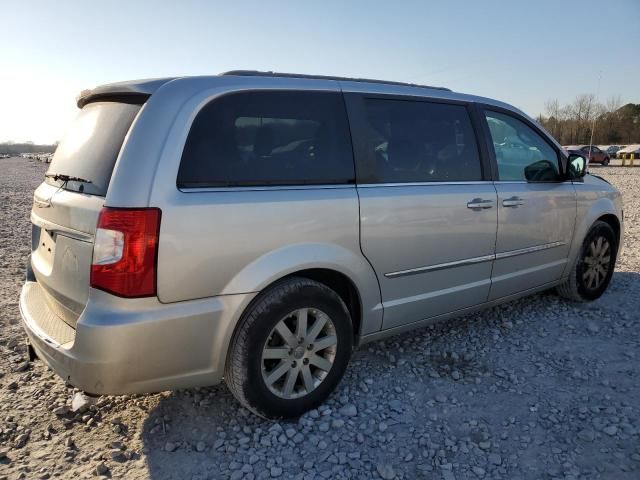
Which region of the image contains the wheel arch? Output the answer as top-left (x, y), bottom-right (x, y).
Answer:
top-left (597, 213), bottom-right (621, 247)
top-left (220, 243), bottom-right (383, 337)
top-left (564, 197), bottom-right (622, 278)
top-left (281, 268), bottom-right (363, 343)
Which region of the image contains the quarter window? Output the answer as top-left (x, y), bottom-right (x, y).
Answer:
top-left (485, 110), bottom-right (560, 181)
top-left (361, 99), bottom-right (483, 183)
top-left (178, 91), bottom-right (355, 187)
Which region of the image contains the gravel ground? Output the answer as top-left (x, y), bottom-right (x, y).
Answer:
top-left (1, 157), bottom-right (639, 480)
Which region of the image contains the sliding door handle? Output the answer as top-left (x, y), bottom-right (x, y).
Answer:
top-left (467, 198), bottom-right (494, 210)
top-left (503, 196), bottom-right (525, 208)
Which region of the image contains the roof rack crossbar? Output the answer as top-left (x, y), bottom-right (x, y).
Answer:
top-left (221, 70), bottom-right (451, 92)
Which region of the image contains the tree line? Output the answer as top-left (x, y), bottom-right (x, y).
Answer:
top-left (537, 96), bottom-right (640, 146)
top-left (0, 142), bottom-right (57, 155)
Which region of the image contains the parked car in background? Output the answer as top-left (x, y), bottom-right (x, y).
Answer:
top-left (617, 144), bottom-right (640, 159)
top-left (564, 145), bottom-right (610, 165)
top-left (20, 71), bottom-right (624, 418)
top-left (600, 145), bottom-right (621, 157)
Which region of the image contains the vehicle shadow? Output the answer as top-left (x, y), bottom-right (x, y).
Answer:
top-left (140, 270), bottom-right (640, 480)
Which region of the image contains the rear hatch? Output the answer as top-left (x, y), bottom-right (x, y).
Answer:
top-left (31, 100), bottom-right (143, 327)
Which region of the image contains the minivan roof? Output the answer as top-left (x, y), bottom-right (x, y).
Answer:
top-left (76, 71), bottom-right (452, 107)
top-left (220, 70), bottom-right (452, 92)
top-left (75, 71), bottom-right (521, 119)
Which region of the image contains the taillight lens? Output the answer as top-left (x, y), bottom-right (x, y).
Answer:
top-left (90, 207), bottom-right (161, 298)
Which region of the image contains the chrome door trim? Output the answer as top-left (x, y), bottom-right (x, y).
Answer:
top-left (180, 182), bottom-right (497, 193)
top-left (384, 241), bottom-right (566, 279)
top-left (384, 254), bottom-right (495, 278)
top-left (494, 241), bottom-right (566, 260)
top-left (358, 181), bottom-right (494, 188)
top-left (178, 184), bottom-right (355, 193)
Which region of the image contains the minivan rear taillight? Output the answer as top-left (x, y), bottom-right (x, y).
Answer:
top-left (90, 207), bottom-right (161, 298)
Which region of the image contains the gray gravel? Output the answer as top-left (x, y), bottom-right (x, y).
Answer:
top-left (1, 157), bottom-right (639, 479)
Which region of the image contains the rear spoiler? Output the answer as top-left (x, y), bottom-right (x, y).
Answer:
top-left (76, 77), bottom-right (176, 108)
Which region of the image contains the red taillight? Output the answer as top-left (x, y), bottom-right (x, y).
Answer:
top-left (90, 207), bottom-right (161, 298)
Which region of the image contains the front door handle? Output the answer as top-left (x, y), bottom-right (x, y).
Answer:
top-left (467, 198), bottom-right (494, 210)
top-left (503, 196), bottom-right (525, 208)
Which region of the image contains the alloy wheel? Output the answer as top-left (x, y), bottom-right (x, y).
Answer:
top-left (582, 236), bottom-right (611, 290)
top-left (261, 308), bottom-right (338, 399)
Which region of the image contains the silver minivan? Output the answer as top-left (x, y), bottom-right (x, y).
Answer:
top-left (21, 71), bottom-right (623, 418)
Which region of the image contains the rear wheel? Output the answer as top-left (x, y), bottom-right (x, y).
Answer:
top-left (225, 277), bottom-right (353, 419)
top-left (603, 157), bottom-right (610, 166)
top-left (557, 221), bottom-right (617, 301)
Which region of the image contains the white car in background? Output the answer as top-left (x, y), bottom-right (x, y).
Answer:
top-left (617, 144), bottom-right (640, 159)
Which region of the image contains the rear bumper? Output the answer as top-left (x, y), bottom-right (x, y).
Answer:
top-left (20, 281), bottom-right (255, 395)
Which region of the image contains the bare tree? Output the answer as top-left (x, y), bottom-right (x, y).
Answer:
top-left (538, 94), bottom-right (639, 145)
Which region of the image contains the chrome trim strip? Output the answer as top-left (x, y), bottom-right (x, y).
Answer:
top-left (358, 181), bottom-right (494, 188)
top-left (384, 241), bottom-right (566, 278)
top-left (30, 213), bottom-right (93, 243)
top-left (180, 181), bottom-right (496, 192)
top-left (385, 254), bottom-right (495, 278)
top-left (179, 184), bottom-right (355, 193)
top-left (494, 241), bottom-right (566, 260)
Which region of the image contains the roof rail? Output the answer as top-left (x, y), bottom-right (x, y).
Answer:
top-left (221, 70), bottom-right (451, 92)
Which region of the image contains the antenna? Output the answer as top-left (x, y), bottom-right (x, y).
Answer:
top-left (588, 70), bottom-right (603, 155)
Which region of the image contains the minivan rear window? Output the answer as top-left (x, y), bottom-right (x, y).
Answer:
top-left (177, 91), bottom-right (355, 188)
top-left (46, 101), bottom-right (142, 196)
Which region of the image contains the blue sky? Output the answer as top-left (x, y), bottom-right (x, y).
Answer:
top-left (1, 0), bottom-right (639, 143)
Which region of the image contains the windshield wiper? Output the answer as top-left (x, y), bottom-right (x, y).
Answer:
top-left (45, 173), bottom-right (92, 184)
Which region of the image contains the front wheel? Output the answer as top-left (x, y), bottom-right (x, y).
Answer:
top-left (603, 157), bottom-right (610, 166)
top-left (557, 221), bottom-right (617, 301)
top-left (225, 277), bottom-right (353, 419)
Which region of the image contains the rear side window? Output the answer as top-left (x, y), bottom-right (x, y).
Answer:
top-left (46, 102), bottom-right (142, 196)
top-left (361, 99), bottom-right (482, 183)
top-left (178, 91), bottom-right (355, 187)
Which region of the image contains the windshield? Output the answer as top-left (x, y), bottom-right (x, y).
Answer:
top-left (46, 101), bottom-right (142, 196)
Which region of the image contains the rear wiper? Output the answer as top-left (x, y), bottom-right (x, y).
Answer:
top-left (45, 173), bottom-right (92, 184)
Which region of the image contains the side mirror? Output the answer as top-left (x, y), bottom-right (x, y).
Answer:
top-left (567, 153), bottom-right (588, 179)
top-left (524, 159), bottom-right (561, 182)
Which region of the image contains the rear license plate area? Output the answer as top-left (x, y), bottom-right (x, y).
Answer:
top-left (38, 228), bottom-right (56, 257)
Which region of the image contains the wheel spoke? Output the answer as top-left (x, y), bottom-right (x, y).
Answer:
top-left (295, 308), bottom-right (308, 339)
top-left (265, 360), bottom-right (290, 386)
top-left (275, 321), bottom-right (297, 347)
top-left (301, 365), bottom-right (314, 393)
top-left (595, 237), bottom-right (603, 256)
top-left (262, 347), bottom-right (290, 360)
top-left (307, 313), bottom-right (328, 342)
top-left (600, 256), bottom-right (610, 265)
top-left (600, 242), bottom-right (610, 258)
top-left (312, 335), bottom-right (337, 353)
top-left (310, 354), bottom-right (333, 372)
top-left (282, 368), bottom-right (298, 397)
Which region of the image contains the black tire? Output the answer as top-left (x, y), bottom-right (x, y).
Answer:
top-left (224, 277), bottom-right (353, 419)
top-left (603, 157), bottom-right (610, 166)
top-left (557, 221), bottom-right (617, 302)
